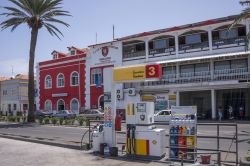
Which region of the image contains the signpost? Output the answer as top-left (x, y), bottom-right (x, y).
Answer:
top-left (113, 64), bottom-right (162, 82)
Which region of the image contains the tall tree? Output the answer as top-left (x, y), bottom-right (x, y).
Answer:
top-left (0, 0), bottom-right (70, 122)
top-left (231, 1), bottom-right (250, 49)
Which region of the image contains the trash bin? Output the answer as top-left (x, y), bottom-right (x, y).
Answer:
top-left (201, 155), bottom-right (211, 164)
top-left (100, 143), bottom-right (107, 155)
top-left (109, 147), bottom-right (118, 157)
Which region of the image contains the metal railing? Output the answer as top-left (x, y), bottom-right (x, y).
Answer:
top-left (179, 41), bottom-right (209, 52)
top-left (149, 46), bottom-right (175, 55)
top-left (116, 122), bottom-right (238, 165)
top-left (212, 36), bottom-right (246, 48)
top-left (122, 51), bottom-right (146, 60)
top-left (141, 67), bottom-right (250, 86)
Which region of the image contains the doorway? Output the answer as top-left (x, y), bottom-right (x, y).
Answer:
top-left (98, 95), bottom-right (104, 111)
top-left (57, 99), bottom-right (65, 111)
top-left (217, 89), bottom-right (247, 119)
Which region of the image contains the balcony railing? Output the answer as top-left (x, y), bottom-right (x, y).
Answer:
top-left (212, 37), bottom-right (246, 48)
top-left (141, 68), bottom-right (250, 86)
top-left (149, 46), bottom-right (175, 55)
top-left (123, 50), bottom-right (146, 60)
top-left (179, 41), bottom-right (209, 53)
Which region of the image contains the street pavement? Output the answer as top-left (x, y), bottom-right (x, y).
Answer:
top-left (0, 122), bottom-right (249, 164)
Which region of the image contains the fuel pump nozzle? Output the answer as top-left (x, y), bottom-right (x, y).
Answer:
top-left (131, 125), bottom-right (136, 155)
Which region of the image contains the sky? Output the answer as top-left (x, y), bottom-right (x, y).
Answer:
top-left (0, 0), bottom-right (244, 77)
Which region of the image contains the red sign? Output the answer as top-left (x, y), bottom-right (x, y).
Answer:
top-left (145, 64), bottom-right (162, 79)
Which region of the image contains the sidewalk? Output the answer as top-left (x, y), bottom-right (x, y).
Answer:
top-left (0, 138), bottom-right (167, 166)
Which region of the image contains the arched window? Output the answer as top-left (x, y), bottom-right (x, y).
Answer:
top-left (45, 75), bottom-right (52, 88)
top-left (44, 100), bottom-right (52, 111)
top-left (70, 99), bottom-right (79, 113)
top-left (57, 99), bottom-right (65, 111)
top-left (71, 72), bottom-right (79, 86)
top-left (57, 73), bottom-right (64, 87)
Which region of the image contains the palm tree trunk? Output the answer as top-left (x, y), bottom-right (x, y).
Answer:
top-left (27, 28), bottom-right (38, 123)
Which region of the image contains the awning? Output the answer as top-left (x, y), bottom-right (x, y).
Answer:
top-left (156, 51), bottom-right (250, 64)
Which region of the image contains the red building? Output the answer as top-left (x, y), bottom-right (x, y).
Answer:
top-left (37, 47), bottom-right (88, 114)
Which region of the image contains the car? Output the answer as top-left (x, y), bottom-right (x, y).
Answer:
top-left (154, 109), bottom-right (172, 122)
top-left (52, 110), bottom-right (76, 119)
top-left (35, 110), bottom-right (53, 118)
top-left (79, 109), bottom-right (104, 120)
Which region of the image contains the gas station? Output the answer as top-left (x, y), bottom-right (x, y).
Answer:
top-left (90, 63), bottom-right (202, 165)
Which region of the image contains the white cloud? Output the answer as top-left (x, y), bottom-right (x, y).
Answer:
top-left (0, 58), bottom-right (28, 77)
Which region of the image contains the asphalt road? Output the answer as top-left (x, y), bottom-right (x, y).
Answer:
top-left (0, 122), bottom-right (249, 164)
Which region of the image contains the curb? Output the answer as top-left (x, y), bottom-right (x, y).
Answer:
top-left (0, 133), bottom-right (81, 150)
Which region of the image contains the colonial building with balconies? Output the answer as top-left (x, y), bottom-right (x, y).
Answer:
top-left (87, 15), bottom-right (250, 120)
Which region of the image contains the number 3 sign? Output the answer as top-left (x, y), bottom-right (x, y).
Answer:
top-left (145, 64), bottom-right (162, 79)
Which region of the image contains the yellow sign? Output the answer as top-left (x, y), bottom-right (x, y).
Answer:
top-left (141, 95), bottom-right (155, 101)
top-left (169, 95), bottom-right (176, 100)
top-left (113, 65), bottom-right (146, 82)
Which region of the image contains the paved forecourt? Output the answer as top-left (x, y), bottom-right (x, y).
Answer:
top-left (0, 138), bottom-right (166, 166)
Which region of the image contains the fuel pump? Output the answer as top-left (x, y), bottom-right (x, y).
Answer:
top-left (91, 64), bottom-right (164, 158)
top-left (126, 102), bottom-right (166, 158)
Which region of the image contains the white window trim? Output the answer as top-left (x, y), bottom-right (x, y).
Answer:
top-left (90, 68), bottom-right (102, 85)
top-left (57, 73), bottom-right (65, 88)
top-left (57, 99), bottom-right (65, 111)
top-left (70, 71), bottom-right (79, 86)
top-left (44, 75), bottom-right (52, 89)
top-left (70, 50), bottom-right (76, 55)
top-left (44, 100), bottom-right (52, 111)
top-left (70, 98), bottom-right (79, 111)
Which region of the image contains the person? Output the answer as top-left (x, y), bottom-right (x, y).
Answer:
top-left (239, 106), bottom-right (244, 120)
top-left (228, 106), bottom-right (233, 120)
top-left (218, 106), bottom-right (223, 122)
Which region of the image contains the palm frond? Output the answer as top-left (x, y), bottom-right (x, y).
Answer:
top-left (240, 1), bottom-right (250, 6)
top-left (230, 3), bottom-right (250, 29)
top-left (39, 0), bottom-right (63, 16)
top-left (0, 17), bottom-right (27, 31)
top-left (42, 10), bottom-right (71, 19)
top-left (8, 0), bottom-right (33, 16)
top-left (244, 31), bottom-right (250, 50)
top-left (43, 22), bottom-right (62, 39)
top-left (1, 0), bottom-right (70, 39)
top-left (44, 18), bottom-right (69, 27)
top-left (1, 6), bottom-right (28, 17)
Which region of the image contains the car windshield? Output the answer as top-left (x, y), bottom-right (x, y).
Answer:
top-left (158, 110), bottom-right (170, 115)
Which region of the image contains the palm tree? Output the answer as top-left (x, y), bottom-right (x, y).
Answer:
top-left (231, 1), bottom-right (250, 49)
top-left (0, 0), bottom-right (70, 122)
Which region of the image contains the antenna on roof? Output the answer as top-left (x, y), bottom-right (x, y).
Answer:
top-left (11, 65), bottom-right (14, 79)
top-left (113, 24), bottom-right (115, 40)
top-left (11, 65), bottom-right (14, 76)
top-left (95, 32), bottom-right (98, 44)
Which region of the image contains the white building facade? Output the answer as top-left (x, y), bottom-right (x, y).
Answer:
top-left (0, 75), bottom-right (29, 116)
top-left (87, 15), bottom-right (250, 120)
